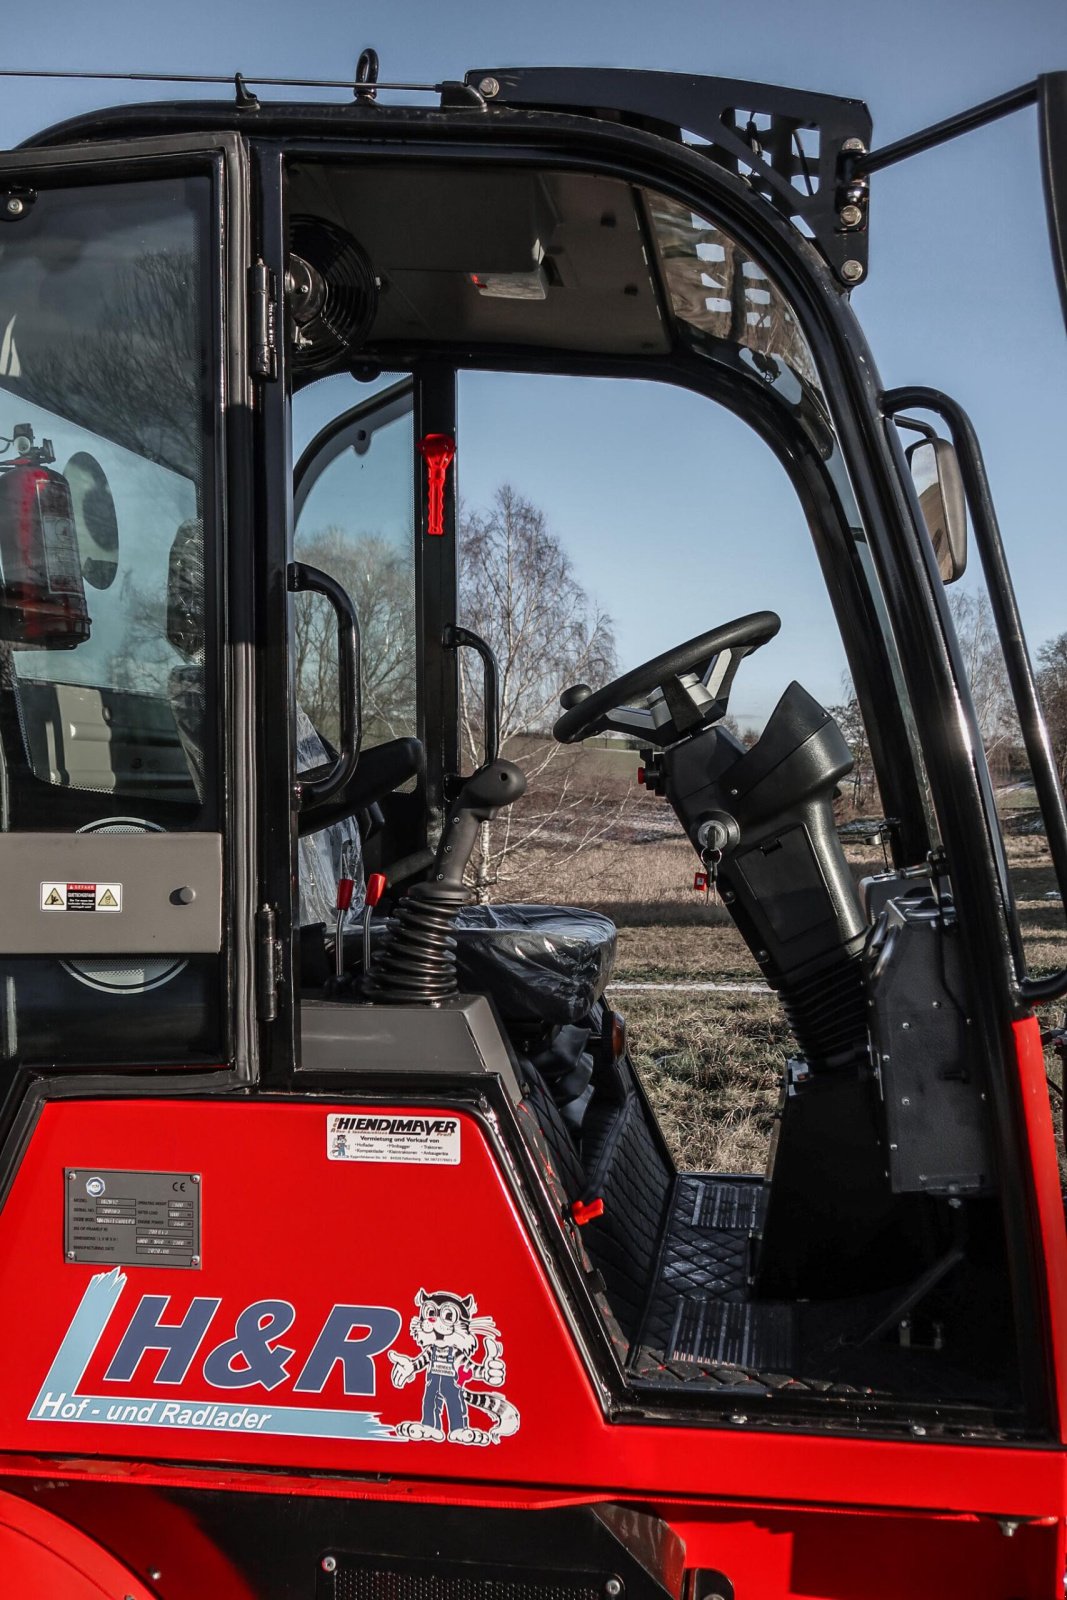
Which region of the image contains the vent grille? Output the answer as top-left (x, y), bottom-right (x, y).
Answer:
top-left (320, 1555), bottom-right (610, 1600)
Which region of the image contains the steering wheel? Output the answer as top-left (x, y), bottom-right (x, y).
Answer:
top-left (553, 611), bottom-right (781, 747)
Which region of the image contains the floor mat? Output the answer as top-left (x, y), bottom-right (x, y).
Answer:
top-left (628, 1175), bottom-right (799, 1391)
top-left (626, 1173), bottom-right (1016, 1407)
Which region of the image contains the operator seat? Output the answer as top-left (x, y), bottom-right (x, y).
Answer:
top-left (451, 903), bottom-right (617, 1027)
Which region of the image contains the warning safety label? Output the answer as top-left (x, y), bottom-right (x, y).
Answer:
top-left (41, 882), bottom-right (123, 913)
top-left (326, 1112), bottom-right (461, 1165)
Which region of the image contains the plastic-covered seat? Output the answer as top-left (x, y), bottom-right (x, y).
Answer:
top-left (452, 904), bottom-right (617, 1027)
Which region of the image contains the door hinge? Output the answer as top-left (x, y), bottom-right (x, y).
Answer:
top-left (256, 902), bottom-right (282, 1020)
top-left (249, 259), bottom-right (278, 380)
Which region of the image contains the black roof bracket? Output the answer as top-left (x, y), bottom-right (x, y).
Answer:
top-left (464, 66), bottom-right (873, 287)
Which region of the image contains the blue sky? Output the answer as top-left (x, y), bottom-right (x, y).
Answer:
top-left (2, 0), bottom-right (1065, 725)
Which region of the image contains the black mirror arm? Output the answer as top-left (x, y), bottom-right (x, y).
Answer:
top-left (288, 561), bottom-right (362, 808)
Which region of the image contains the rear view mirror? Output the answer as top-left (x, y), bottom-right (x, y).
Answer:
top-left (907, 437), bottom-right (967, 584)
top-left (1040, 72), bottom-right (1067, 336)
top-left (0, 426), bottom-right (92, 648)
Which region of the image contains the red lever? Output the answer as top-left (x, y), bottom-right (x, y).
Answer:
top-left (365, 872), bottom-right (387, 908)
top-left (336, 878), bottom-right (356, 912)
top-left (571, 1197), bottom-right (605, 1226)
top-left (417, 433), bottom-right (456, 536)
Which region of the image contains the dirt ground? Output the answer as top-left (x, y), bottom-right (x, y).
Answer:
top-left (507, 825), bottom-right (1067, 1177)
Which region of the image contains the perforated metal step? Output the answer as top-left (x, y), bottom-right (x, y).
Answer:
top-left (668, 1296), bottom-right (796, 1370)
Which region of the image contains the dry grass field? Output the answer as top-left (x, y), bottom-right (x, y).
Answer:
top-left (502, 793), bottom-right (1067, 1179)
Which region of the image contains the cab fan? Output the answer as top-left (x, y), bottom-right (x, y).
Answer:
top-left (287, 217), bottom-right (378, 372)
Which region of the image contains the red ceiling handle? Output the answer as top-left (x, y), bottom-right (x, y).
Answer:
top-left (417, 433), bottom-right (456, 536)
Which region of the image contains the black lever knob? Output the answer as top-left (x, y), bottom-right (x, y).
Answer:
top-left (435, 759), bottom-right (527, 886)
top-left (560, 683), bottom-right (592, 711)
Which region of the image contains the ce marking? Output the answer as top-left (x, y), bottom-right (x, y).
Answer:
top-left (172, 1180), bottom-right (188, 1192)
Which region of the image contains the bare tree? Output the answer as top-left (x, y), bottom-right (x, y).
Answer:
top-left (829, 679), bottom-right (877, 812)
top-left (949, 589), bottom-right (1016, 783)
top-left (294, 527), bottom-right (416, 748)
top-left (1038, 631), bottom-right (1067, 786)
top-left (14, 249), bottom-right (203, 480)
top-left (458, 485), bottom-right (619, 899)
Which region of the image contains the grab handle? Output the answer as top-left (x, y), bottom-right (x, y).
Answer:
top-left (445, 624), bottom-right (500, 767)
top-left (288, 561), bottom-right (362, 808)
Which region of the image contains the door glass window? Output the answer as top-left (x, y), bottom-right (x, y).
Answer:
top-left (293, 376), bottom-right (416, 752)
top-left (0, 176), bottom-right (214, 827)
top-left (0, 172), bottom-right (221, 1067)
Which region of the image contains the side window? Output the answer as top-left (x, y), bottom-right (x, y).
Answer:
top-left (0, 177), bottom-right (214, 828)
top-left (0, 172), bottom-right (223, 1067)
top-left (293, 377), bottom-right (416, 752)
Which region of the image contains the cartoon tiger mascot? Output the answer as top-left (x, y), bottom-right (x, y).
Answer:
top-left (387, 1288), bottom-right (520, 1445)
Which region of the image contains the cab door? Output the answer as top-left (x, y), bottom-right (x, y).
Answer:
top-left (0, 134), bottom-right (255, 1079)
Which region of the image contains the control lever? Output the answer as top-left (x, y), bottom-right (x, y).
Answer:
top-left (334, 874), bottom-right (357, 982)
top-left (362, 871), bottom-right (387, 975)
top-left (365, 758), bottom-right (527, 1005)
top-left (435, 760), bottom-right (527, 885)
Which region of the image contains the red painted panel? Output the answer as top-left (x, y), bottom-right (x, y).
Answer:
top-left (1014, 1015), bottom-right (1067, 1439)
top-left (0, 1483), bottom-right (155, 1598)
top-left (0, 1098), bottom-right (1062, 1528)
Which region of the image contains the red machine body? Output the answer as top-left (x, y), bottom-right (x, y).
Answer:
top-left (0, 55), bottom-right (1066, 1600)
top-left (0, 1091), bottom-right (1059, 1596)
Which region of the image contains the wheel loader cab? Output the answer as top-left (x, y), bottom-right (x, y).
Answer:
top-left (0, 75), bottom-right (1063, 1590)
top-left (283, 153), bottom-right (1035, 1419)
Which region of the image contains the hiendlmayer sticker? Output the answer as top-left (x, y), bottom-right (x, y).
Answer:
top-left (41, 882), bottom-right (123, 913)
top-left (327, 1112), bottom-right (461, 1165)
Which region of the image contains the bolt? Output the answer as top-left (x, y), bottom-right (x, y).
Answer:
top-left (5, 197), bottom-right (24, 217)
top-left (149, 1570), bottom-right (163, 1582)
top-left (729, 1412), bottom-right (748, 1424)
top-left (190, 1256), bottom-right (200, 1268)
top-left (839, 203), bottom-right (863, 228)
top-left (322, 1554), bottom-right (338, 1573)
top-left (901, 1096), bottom-right (910, 1106)
top-left (479, 76), bottom-right (501, 99)
top-left (192, 1173), bottom-right (200, 1183)
top-left (911, 1423), bottom-right (926, 1437)
top-left (841, 259), bottom-right (864, 284)
top-left (901, 1021), bottom-right (910, 1030)
top-left (604, 1582), bottom-right (623, 1598)
top-left (998, 1519), bottom-right (1020, 1538)
top-left (842, 136), bottom-right (867, 153)
top-left (756, 949), bottom-right (769, 962)
top-left (67, 1250), bottom-right (76, 1261)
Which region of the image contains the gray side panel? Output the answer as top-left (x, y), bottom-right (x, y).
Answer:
top-left (300, 995), bottom-right (522, 1100)
top-left (0, 831), bottom-right (222, 953)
